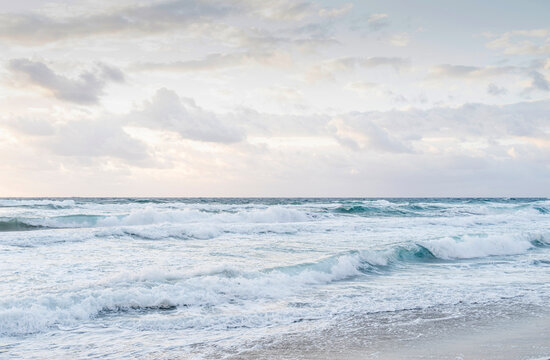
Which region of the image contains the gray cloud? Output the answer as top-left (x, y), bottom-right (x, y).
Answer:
top-left (129, 88), bottom-right (245, 143)
top-left (487, 83), bottom-right (508, 96)
top-left (429, 64), bottom-right (518, 79)
top-left (527, 70), bottom-right (550, 92)
top-left (8, 59), bottom-right (124, 104)
top-left (0, 0), bottom-right (234, 45)
top-left (0, 0), bottom-right (343, 47)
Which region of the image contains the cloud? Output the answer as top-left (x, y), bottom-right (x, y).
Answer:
top-left (0, 1), bottom-right (345, 46)
top-left (136, 51), bottom-right (292, 72)
top-left (8, 59), bottom-right (124, 104)
top-left (362, 100), bottom-right (550, 139)
top-left (0, 0), bottom-right (235, 45)
top-left (389, 33), bottom-right (410, 47)
top-left (253, 1), bottom-right (313, 21)
top-left (522, 70), bottom-right (550, 94)
top-left (261, 86), bottom-right (304, 105)
top-left (528, 70), bottom-right (550, 91)
top-left (305, 100), bottom-right (550, 156)
top-left (3, 116), bottom-right (153, 165)
top-left (129, 88), bottom-right (245, 143)
top-left (428, 64), bottom-right (517, 79)
top-left (487, 83), bottom-right (508, 96)
top-left (486, 28), bottom-right (550, 55)
top-left (3, 97), bottom-right (550, 196)
top-left (246, 100), bottom-right (550, 154)
top-left (367, 13), bottom-right (389, 31)
top-left (46, 119), bottom-right (151, 162)
top-left (307, 56), bottom-right (410, 81)
top-left (0, 86), bottom-right (248, 171)
top-left (328, 117), bottom-right (412, 153)
top-left (346, 81), bottom-right (380, 93)
top-left (2, 117), bottom-right (55, 136)
top-left (318, 3), bottom-right (353, 18)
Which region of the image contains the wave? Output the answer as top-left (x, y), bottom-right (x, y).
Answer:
top-left (0, 206), bottom-right (315, 233)
top-left (417, 233), bottom-right (545, 259)
top-left (333, 205), bottom-right (408, 216)
top-left (1, 199), bottom-right (548, 235)
top-left (331, 200), bottom-right (550, 217)
top-left (2, 232), bottom-right (548, 336)
top-left (0, 199), bottom-right (76, 209)
top-left (0, 256), bottom-right (363, 336)
top-left (0, 219), bottom-right (47, 232)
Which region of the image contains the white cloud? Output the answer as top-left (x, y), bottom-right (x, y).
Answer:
top-left (2, 97), bottom-right (550, 196)
top-left (46, 119), bottom-right (151, 162)
top-left (318, 3), bottom-right (353, 18)
top-left (390, 33), bottom-right (410, 47)
top-left (328, 117), bottom-right (412, 153)
top-left (346, 81), bottom-right (380, 93)
top-left (367, 13), bottom-right (389, 31)
top-left (307, 56), bottom-right (410, 81)
top-left (486, 28), bottom-right (550, 55)
top-left (136, 51), bottom-right (292, 72)
top-left (3, 117), bottom-right (55, 136)
top-left (3, 116), bottom-right (153, 165)
top-left (251, 1), bottom-right (313, 21)
top-left (129, 88), bottom-right (245, 143)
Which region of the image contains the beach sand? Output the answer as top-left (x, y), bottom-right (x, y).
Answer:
top-left (230, 304), bottom-right (550, 360)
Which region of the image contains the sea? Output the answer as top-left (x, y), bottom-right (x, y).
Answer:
top-left (1, 198), bottom-right (549, 359)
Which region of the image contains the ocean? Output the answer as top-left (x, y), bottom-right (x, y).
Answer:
top-left (1, 198), bottom-right (549, 359)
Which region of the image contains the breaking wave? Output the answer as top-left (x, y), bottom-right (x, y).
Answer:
top-left (1, 232), bottom-right (548, 336)
top-left (0, 219), bottom-right (47, 232)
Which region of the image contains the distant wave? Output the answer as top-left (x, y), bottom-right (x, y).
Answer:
top-left (331, 201), bottom-right (549, 217)
top-left (332, 205), bottom-right (410, 216)
top-left (0, 206), bottom-right (315, 233)
top-left (0, 199), bottom-right (76, 209)
top-left (1, 200), bottom-right (548, 235)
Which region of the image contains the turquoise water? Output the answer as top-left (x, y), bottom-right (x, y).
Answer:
top-left (0, 198), bottom-right (549, 358)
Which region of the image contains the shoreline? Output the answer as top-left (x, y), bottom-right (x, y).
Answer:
top-left (230, 303), bottom-right (550, 360)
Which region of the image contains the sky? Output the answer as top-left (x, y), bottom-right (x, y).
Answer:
top-left (1, 0), bottom-right (549, 197)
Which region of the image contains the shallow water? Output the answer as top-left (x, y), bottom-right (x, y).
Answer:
top-left (0, 198), bottom-right (549, 358)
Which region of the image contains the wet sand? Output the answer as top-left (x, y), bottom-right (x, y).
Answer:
top-left (230, 304), bottom-right (550, 360)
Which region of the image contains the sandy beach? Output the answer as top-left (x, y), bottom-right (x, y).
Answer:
top-left (232, 303), bottom-right (550, 360)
